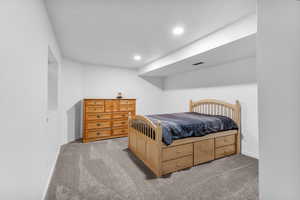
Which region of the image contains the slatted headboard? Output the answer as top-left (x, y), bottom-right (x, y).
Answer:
top-left (189, 99), bottom-right (241, 125)
top-left (189, 99), bottom-right (241, 154)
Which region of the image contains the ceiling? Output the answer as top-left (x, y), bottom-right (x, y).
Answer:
top-left (141, 34), bottom-right (256, 77)
top-left (46, 0), bottom-right (256, 68)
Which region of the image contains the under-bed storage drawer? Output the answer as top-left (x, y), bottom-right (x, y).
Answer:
top-left (162, 155), bottom-right (193, 174)
top-left (162, 143), bottom-right (193, 161)
top-left (215, 144), bottom-right (236, 159)
top-left (194, 139), bottom-right (214, 165)
top-left (215, 135), bottom-right (236, 148)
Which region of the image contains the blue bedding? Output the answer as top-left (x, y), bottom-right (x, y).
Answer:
top-left (146, 112), bottom-right (238, 145)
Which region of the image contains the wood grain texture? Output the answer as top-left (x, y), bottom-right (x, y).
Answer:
top-left (83, 99), bottom-right (136, 143)
top-left (162, 143), bottom-right (193, 162)
top-left (215, 144), bottom-right (236, 159)
top-left (128, 99), bottom-right (241, 177)
top-left (194, 139), bottom-right (214, 165)
top-left (215, 135), bottom-right (236, 148)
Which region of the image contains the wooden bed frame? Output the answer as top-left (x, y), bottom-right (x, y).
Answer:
top-left (128, 99), bottom-right (241, 177)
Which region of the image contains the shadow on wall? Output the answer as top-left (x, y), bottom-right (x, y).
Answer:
top-left (140, 76), bottom-right (164, 89)
top-left (164, 57), bottom-right (257, 90)
top-left (67, 100), bottom-right (82, 142)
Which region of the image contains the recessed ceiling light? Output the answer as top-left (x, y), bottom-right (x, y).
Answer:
top-left (172, 26), bottom-right (184, 36)
top-left (133, 55), bottom-right (141, 61)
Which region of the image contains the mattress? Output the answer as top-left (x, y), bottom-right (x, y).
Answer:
top-left (146, 112), bottom-right (238, 145)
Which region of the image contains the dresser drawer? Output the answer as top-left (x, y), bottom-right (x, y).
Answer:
top-left (112, 128), bottom-right (128, 135)
top-left (83, 99), bottom-right (135, 143)
top-left (162, 155), bottom-right (193, 174)
top-left (119, 104), bottom-right (128, 111)
top-left (120, 99), bottom-right (135, 104)
top-left (128, 104), bottom-right (135, 111)
top-left (105, 100), bottom-right (119, 112)
top-left (86, 120), bottom-right (111, 129)
top-left (215, 145), bottom-right (236, 159)
top-left (215, 135), bottom-right (236, 148)
top-left (86, 129), bottom-right (111, 138)
top-left (112, 120), bottom-right (128, 127)
top-left (162, 143), bottom-right (193, 162)
top-left (119, 100), bottom-right (135, 111)
top-left (85, 100), bottom-right (104, 106)
top-left (86, 106), bottom-right (104, 113)
top-left (120, 100), bottom-right (130, 104)
top-left (128, 100), bottom-right (135, 104)
top-left (119, 105), bottom-right (136, 112)
top-left (86, 113), bottom-right (111, 120)
top-left (112, 112), bottom-right (128, 119)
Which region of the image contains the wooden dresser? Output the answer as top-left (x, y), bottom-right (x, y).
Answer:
top-left (83, 99), bottom-right (136, 143)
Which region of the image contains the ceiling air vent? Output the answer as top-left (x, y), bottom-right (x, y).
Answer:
top-left (193, 62), bottom-right (205, 66)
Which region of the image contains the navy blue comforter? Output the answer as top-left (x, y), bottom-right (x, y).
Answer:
top-left (146, 112), bottom-right (238, 145)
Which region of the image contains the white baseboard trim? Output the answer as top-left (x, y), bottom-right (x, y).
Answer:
top-left (42, 147), bottom-right (61, 200)
top-left (242, 150), bottom-right (259, 160)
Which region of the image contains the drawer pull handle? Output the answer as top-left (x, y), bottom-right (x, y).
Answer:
top-left (97, 123), bottom-right (101, 126)
top-left (97, 115), bottom-right (101, 118)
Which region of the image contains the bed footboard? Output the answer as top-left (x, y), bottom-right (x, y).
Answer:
top-left (128, 99), bottom-right (241, 177)
top-left (128, 114), bottom-right (163, 177)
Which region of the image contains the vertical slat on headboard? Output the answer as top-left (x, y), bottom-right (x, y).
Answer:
top-left (189, 99), bottom-right (241, 154)
top-left (190, 99), bottom-right (239, 123)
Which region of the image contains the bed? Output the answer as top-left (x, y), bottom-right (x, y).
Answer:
top-left (128, 99), bottom-right (241, 177)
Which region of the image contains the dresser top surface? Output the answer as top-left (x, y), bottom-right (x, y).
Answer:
top-left (84, 98), bottom-right (136, 100)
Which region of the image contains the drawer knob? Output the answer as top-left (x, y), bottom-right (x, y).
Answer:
top-left (97, 115), bottom-right (101, 118)
top-left (97, 123), bottom-right (101, 126)
top-left (97, 132), bottom-right (100, 135)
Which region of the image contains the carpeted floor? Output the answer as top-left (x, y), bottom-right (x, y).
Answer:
top-left (46, 137), bottom-right (258, 200)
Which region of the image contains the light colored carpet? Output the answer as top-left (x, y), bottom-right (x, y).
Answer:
top-left (46, 137), bottom-right (258, 200)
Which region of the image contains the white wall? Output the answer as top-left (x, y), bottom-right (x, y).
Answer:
top-left (257, 0), bottom-right (300, 199)
top-left (162, 57), bottom-right (259, 158)
top-left (0, 0), bottom-right (62, 199)
top-left (61, 59), bottom-right (164, 142)
top-left (83, 64), bottom-right (164, 115)
top-left (61, 57), bottom-right (258, 158)
top-left (61, 59), bottom-right (84, 143)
